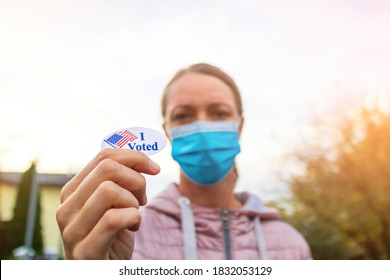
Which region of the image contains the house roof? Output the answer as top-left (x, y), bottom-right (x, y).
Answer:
top-left (0, 172), bottom-right (75, 186)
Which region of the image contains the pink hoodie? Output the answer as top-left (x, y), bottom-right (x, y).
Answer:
top-left (133, 183), bottom-right (311, 260)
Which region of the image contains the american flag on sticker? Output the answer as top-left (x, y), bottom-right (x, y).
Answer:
top-left (104, 129), bottom-right (138, 148)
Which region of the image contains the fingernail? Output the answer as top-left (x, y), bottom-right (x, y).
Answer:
top-left (149, 160), bottom-right (160, 173)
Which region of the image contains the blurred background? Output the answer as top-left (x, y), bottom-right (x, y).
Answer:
top-left (1, 0), bottom-right (389, 259)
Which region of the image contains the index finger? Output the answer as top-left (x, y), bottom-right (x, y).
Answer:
top-left (60, 149), bottom-right (160, 203)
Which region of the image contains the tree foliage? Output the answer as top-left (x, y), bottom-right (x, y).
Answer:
top-left (286, 107), bottom-right (390, 259)
top-left (0, 163), bottom-right (43, 259)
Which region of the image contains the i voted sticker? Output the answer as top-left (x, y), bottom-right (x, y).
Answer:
top-left (101, 127), bottom-right (167, 155)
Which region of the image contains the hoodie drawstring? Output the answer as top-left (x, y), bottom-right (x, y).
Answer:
top-left (254, 216), bottom-right (269, 260)
top-left (178, 197), bottom-right (197, 260)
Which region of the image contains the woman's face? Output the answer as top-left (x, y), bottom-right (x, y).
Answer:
top-left (163, 72), bottom-right (243, 131)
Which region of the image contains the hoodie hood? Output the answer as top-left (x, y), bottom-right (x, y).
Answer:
top-left (134, 183), bottom-right (311, 260)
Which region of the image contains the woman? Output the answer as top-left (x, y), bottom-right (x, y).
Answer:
top-left (56, 63), bottom-right (311, 260)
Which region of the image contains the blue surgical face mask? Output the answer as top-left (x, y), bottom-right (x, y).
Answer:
top-left (170, 121), bottom-right (241, 186)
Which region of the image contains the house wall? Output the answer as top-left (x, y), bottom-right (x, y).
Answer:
top-left (0, 183), bottom-right (63, 254)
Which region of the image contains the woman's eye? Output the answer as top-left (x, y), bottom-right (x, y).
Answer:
top-left (214, 111), bottom-right (230, 118)
top-left (172, 113), bottom-right (190, 122)
top-left (175, 114), bottom-right (188, 120)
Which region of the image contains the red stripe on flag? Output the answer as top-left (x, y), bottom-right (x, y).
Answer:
top-left (116, 130), bottom-right (138, 148)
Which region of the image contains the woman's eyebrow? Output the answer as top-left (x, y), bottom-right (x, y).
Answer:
top-left (208, 103), bottom-right (234, 109)
top-left (171, 105), bottom-right (194, 112)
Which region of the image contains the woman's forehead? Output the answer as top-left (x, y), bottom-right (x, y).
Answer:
top-left (167, 72), bottom-right (236, 104)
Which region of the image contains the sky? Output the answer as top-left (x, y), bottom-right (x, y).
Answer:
top-left (1, 0), bottom-right (390, 200)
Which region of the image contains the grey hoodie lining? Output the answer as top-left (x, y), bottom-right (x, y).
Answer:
top-left (178, 195), bottom-right (268, 260)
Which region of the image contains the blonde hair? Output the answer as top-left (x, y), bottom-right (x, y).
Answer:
top-left (161, 63), bottom-right (243, 118)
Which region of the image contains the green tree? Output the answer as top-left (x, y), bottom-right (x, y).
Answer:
top-left (0, 163), bottom-right (43, 259)
top-left (286, 107), bottom-right (390, 259)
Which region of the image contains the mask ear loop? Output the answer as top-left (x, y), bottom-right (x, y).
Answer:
top-left (232, 164), bottom-right (239, 188)
top-left (233, 116), bottom-right (243, 187)
top-left (236, 116), bottom-right (244, 138)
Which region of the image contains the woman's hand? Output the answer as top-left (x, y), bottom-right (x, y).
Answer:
top-left (56, 149), bottom-right (160, 259)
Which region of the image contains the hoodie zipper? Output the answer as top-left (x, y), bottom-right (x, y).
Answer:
top-left (221, 209), bottom-right (232, 260)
